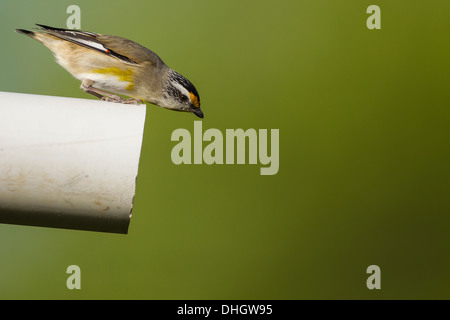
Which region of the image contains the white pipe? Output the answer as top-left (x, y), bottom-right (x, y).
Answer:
top-left (0, 92), bottom-right (146, 234)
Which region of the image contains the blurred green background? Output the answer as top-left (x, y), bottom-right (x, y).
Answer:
top-left (0, 0), bottom-right (449, 299)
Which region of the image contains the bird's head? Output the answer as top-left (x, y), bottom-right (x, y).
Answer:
top-left (159, 70), bottom-right (203, 118)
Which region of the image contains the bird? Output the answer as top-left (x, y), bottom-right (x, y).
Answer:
top-left (15, 24), bottom-right (203, 118)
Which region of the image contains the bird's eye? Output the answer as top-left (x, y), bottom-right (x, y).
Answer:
top-left (180, 94), bottom-right (188, 102)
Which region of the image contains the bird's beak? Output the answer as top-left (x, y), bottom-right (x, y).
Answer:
top-left (192, 107), bottom-right (204, 118)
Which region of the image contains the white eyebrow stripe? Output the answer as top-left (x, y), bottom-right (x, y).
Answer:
top-left (172, 81), bottom-right (190, 97)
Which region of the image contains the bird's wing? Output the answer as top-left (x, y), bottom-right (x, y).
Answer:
top-left (35, 24), bottom-right (139, 65)
top-left (95, 34), bottom-right (165, 67)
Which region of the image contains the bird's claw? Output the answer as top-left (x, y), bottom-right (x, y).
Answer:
top-left (101, 96), bottom-right (142, 105)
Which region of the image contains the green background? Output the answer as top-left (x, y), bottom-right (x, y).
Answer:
top-left (0, 0), bottom-right (449, 299)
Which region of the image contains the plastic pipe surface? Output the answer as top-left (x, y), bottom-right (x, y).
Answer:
top-left (0, 92), bottom-right (146, 234)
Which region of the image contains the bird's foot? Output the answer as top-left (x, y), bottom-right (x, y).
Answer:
top-left (81, 80), bottom-right (143, 105)
top-left (101, 96), bottom-right (142, 105)
top-left (122, 98), bottom-right (144, 105)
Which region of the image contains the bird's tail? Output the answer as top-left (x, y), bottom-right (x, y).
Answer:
top-left (15, 28), bottom-right (36, 38)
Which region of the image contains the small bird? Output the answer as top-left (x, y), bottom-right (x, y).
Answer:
top-left (15, 24), bottom-right (203, 118)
